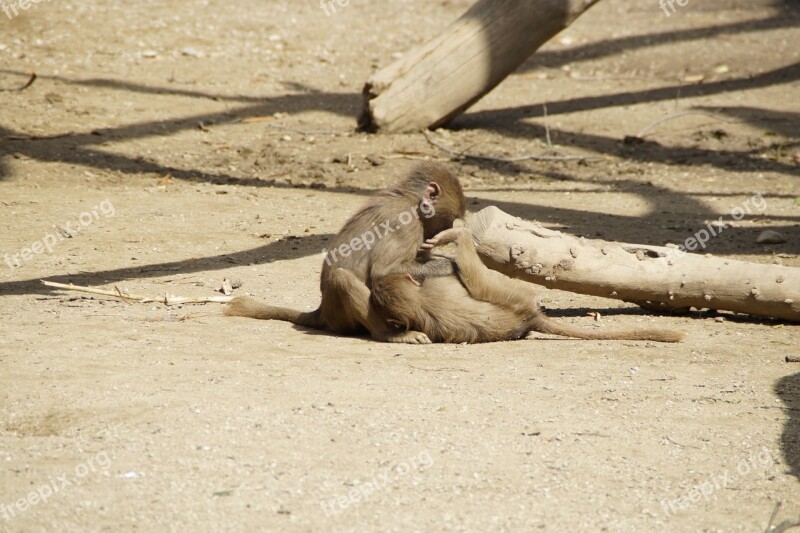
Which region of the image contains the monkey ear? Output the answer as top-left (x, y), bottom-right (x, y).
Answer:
top-left (423, 182), bottom-right (442, 205)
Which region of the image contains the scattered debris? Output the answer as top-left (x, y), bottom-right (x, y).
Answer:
top-left (366, 154), bottom-right (385, 166)
top-left (0, 71), bottom-right (36, 92)
top-left (181, 46), bottom-right (203, 58)
top-left (756, 230), bottom-right (787, 245)
top-left (219, 278), bottom-right (233, 296)
top-left (42, 281), bottom-right (233, 305)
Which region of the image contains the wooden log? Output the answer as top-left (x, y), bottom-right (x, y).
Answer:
top-left (466, 206), bottom-right (800, 322)
top-left (359, 0), bottom-right (602, 133)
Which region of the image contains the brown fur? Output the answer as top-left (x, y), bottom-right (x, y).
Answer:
top-left (225, 163), bottom-right (466, 344)
top-left (370, 228), bottom-right (685, 343)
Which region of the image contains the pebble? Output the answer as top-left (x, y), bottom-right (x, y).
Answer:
top-left (756, 230), bottom-right (786, 244)
top-left (181, 47), bottom-right (203, 58)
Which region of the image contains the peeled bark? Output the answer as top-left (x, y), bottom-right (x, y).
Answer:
top-left (359, 0), bottom-right (601, 133)
top-left (466, 206), bottom-right (800, 322)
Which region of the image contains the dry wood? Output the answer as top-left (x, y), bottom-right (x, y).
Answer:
top-left (41, 280), bottom-right (233, 305)
top-left (359, 0), bottom-right (601, 133)
top-left (466, 207), bottom-right (800, 322)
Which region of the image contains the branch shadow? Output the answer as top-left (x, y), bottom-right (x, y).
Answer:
top-left (456, 62), bottom-right (800, 158)
top-left (0, 87), bottom-right (361, 186)
top-left (694, 106), bottom-right (800, 139)
top-left (518, 11), bottom-right (800, 72)
top-left (0, 233), bottom-right (333, 297)
top-left (774, 373), bottom-right (800, 481)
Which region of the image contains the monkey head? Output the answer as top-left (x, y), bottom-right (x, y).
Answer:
top-left (402, 163), bottom-right (466, 239)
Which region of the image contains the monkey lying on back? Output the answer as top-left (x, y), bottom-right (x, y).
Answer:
top-left (226, 163), bottom-right (466, 344)
top-left (369, 227), bottom-right (685, 343)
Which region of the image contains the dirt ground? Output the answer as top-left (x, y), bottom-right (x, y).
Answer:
top-left (1, 0), bottom-right (799, 531)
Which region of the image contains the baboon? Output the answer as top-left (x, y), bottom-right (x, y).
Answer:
top-left (369, 227), bottom-right (685, 343)
top-left (226, 163), bottom-right (466, 343)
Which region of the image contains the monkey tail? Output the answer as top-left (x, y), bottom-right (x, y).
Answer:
top-left (225, 297), bottom-right (324, 329)
top-left (530, 315), bottom-right (684, 343)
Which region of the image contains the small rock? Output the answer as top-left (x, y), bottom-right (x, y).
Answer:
top-left (365, 154), bottom-right (385, 166)
top-left (141, 50), bottom-right (158, 58)
top-left (714, 316), bottom-right (725, 323)
top-left (219, 278), bottom-right (233, 296)
top-left (756, 230), bottom-right (786, 245)
top-left (181, 47), bottom-right (203, 58)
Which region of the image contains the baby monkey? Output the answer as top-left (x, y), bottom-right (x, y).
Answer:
top-left (370, 227), bottom-right (685, 343)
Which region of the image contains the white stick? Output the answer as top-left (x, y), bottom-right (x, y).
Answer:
top-left (41, 280), bottom-right (233, 305)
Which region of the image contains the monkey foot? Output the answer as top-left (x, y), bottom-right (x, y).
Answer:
top-left (423, 227), bottom-right (467, 249)
top-left (386, 330), bottom-right (432, 344)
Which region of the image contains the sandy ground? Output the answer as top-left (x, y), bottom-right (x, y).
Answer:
top-left (1, 0), bottom-right (799, 531)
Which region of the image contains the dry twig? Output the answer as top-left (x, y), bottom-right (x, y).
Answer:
top-left (636, 109), bottom-right (741, 139)
top-left (41, 280), bottom-right (233, 305)
top-left (0, 72), bottom-right (36, 92)
top-left (422, 130), bottom-right (597, 163)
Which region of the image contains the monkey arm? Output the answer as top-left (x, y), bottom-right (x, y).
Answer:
top-left (367, 223), bottom-right (456, 282)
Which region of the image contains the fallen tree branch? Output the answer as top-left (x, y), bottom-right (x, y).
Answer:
top-left (360, 0), bottom-right (602, 132)
top-left (41, 280), bottom-right (233, 305)
top-left (466, 207), bottom-right (800, 322)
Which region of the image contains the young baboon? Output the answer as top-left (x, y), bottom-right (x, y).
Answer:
top-left (225, 163), bottom-right (466, 343)
top-left (369, 227), bottom-right (685, 343)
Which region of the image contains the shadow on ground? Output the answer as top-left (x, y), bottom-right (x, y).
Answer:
top-left (775, 372), bottom-right (800, 481)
